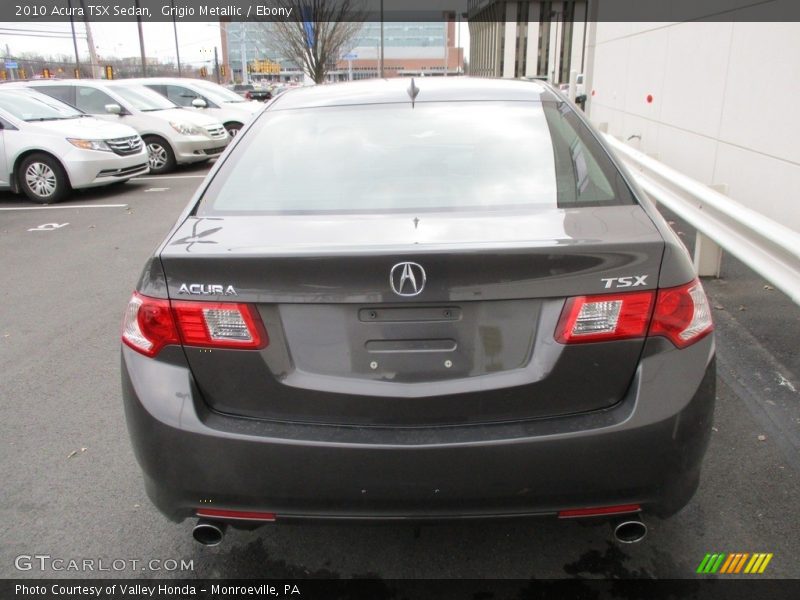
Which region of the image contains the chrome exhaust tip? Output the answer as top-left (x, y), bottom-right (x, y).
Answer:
top-left (192, 519), bottom-right (227, 546)
top-left (613, 517), bottom-right (647, 544)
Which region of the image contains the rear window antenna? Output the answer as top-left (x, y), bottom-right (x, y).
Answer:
top-left (407, 78), bottom-right (420, 108)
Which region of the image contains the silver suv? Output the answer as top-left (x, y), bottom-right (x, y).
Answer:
top-left (0, 87), bottom-right (148, 203)
top-left (129, 77), bottom-right (263, 138)
top-left (20, 80), bottom-right (229, 174)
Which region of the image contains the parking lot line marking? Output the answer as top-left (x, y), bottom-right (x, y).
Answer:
top-left (145, 188), bottom-right (170, 192)
top-left (28, 223), bottom-right (69, 231)
top-left (0, 204), bottom-right (128, 211)
top-left (135, 175), bottom-right (206, 180)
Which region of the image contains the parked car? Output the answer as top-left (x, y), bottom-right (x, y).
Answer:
top-left (0, 87), bottom-right (148, 203)
top-left (230, 83), bottom-right (272, 102)
top-left (131, 77), bottom-right (262, 137)
top-left (17, 79), bottom-right (229, 174)
top-left (121, 78), bottom-right (715, 547)
top-left (557, 75), bottom-right (585, 97)
top-left (576, 73), bottom-right (586, 97)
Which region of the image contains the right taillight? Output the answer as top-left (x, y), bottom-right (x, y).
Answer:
top-left (555, 278), bottom-right (713, 349)
top-left (122, 292), bottom-right (268, 357)
top-left (649, 279), bottom-right (713, 348)
top-left (555, 291), bottom-right (655, 344)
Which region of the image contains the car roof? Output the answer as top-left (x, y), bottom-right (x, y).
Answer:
top-left (18, 78), bottom-right (132, 89)
top-left (270, 77), bottom-right (550, 110)
top-left (0, 86), bottom-right (44, 94)
top-left (126, 77), bottom-right (205, 86)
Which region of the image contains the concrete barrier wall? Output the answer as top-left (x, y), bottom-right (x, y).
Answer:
top-left (587, 19), bottom-right (800, 232)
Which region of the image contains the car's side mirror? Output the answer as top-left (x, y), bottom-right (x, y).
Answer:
top-left (191, 98), bottom-right (208, 108)
top-left (105, 103), bottom-right (122, 115)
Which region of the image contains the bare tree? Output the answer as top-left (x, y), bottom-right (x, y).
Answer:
top-left (258, 0), bottom-right (365, 83)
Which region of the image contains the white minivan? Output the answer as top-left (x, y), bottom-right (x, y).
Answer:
top-left (20, 80), bottom-right (230, 174)
top-left (0, 87), bottom-right (149, 203)
top-left (129, 78), bottom-right (263, 138)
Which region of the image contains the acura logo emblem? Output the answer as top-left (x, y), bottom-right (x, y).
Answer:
top-left (390, 262), bottom-right (426, 297)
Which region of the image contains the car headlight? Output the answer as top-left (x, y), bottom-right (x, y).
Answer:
top-left (169, 121), bottom-right (203, 136)
top-left (67, 138), bottom-right (112, 152)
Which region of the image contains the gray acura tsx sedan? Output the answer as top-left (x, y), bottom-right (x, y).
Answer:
top-left (121, 78), bottom-right (715, 546)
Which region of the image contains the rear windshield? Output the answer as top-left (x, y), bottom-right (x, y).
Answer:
top-left (197, 100), bottom-right (634, 216)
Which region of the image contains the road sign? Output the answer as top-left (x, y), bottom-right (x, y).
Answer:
top-left (343, 53), bottom-right (358, 60)
top-left (5, 61), bottom-right (18, 69)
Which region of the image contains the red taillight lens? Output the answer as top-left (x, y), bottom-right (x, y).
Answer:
top-left (196, 508), bottom-right (276, 522)
top-left (244, 91), bottom-right (252, 99)
top-left (555, 279), bottom-right (713, 348)
top-left (172, 301), bottom-right (268, 349)
top-left (555, 291), bottom-right (655, 343)
top-left (122, 292), bottom-right (179, 357)
top-left (650, 279), bottom-right (713, 348)
top-left (122, 293), bottom-right (268, 357)
top-left (558, 503), bottom-right (641, 518)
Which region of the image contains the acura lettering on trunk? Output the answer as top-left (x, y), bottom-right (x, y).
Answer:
top-left (120, 78), bottom-right (715, 546)
top-left (178, 283), bottom-right (238, 296)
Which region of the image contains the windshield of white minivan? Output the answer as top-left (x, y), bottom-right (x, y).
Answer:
top-left (111, 85), bottom-right (176, 111)
top-left (0, 90), bottom-right (83, 121)
top-left (198, 101), bottom-right (634, 215)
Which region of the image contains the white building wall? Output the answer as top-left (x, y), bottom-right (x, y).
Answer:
top-left (587, 20), bottom-right (800, 232)
top-left (502, 2), bottom-right (518, 78)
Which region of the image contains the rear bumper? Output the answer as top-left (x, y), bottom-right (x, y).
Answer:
top-left (121, 337), bottom-right (715, 523)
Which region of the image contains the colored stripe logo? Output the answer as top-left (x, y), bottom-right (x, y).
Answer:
top-left (696, 553), bottom-right (773, 574)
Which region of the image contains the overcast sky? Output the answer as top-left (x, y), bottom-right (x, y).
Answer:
top-left (1, 21), bottom-right (469, 65)
top-left (1, 22), bottom-right (224, 66)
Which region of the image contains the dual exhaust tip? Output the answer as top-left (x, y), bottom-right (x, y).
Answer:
top-left (192, 515), bottom-right (647, 546)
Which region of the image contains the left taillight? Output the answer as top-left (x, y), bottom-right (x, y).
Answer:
top-left (171, 300), bottom-right (268, 350)
top-left (122, 292), bottom-right (268, 357)
top-left (122, 292), bottom-right (179, 357)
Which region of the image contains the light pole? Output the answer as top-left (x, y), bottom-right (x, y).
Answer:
top-left (134, 0), bottom-right (146, 76)
top-left (379, 1), bottom-right (384, 78)
top-left (240, 25), bottom-right (248, 84)
top-left (67, 0), bottom-right (81, 76)
top-left (443, 17), bottom-right (448, 76)
top-left (77, 0), bottom-right (100, 78)
top-left (170, 0), bottom-right (182, 77)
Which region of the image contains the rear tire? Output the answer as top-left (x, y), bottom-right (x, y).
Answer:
top-left (18, 153), bottom-right (70, 204)
top-left (224, 122), bottom-right (243, 138)
top-left (143, 135), bottom-right (176, 174)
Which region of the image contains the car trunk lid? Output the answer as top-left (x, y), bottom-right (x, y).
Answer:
top-left (159, 206), bottom-right (664, 426)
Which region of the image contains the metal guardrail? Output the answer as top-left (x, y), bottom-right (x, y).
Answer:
top-left (603, 134), bottom-right (800, 306)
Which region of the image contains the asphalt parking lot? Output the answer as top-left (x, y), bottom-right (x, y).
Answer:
top-left (1, 166), bottom-right (798, 580)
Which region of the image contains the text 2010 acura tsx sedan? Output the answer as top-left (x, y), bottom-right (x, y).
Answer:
top-left (121, 78), bottom-right (715, 546)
